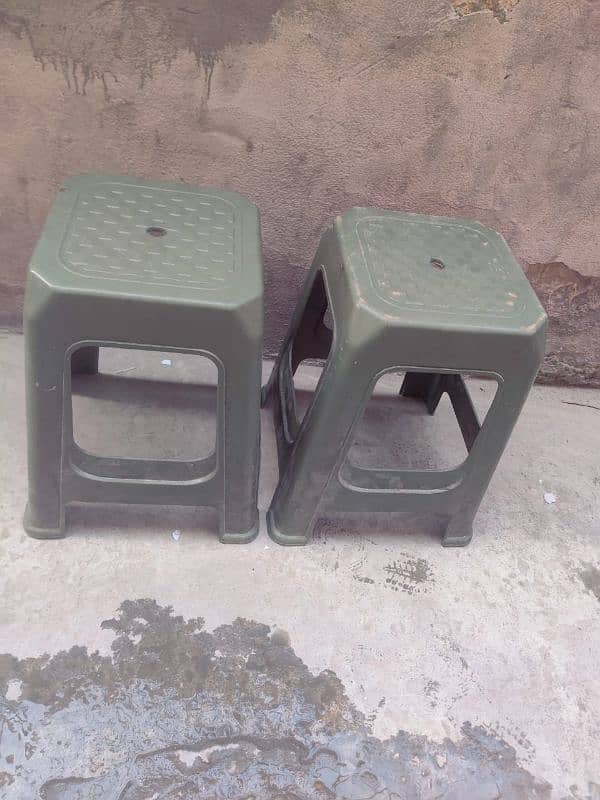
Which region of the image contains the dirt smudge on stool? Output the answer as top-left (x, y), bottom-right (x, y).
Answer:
top-left (383, 553), bottom-right (434, 594)
top-left (0, 598), bottom-right (551, 798)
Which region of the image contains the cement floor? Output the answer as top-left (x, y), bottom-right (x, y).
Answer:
top-left (0, 332), bottom-right (598, 799)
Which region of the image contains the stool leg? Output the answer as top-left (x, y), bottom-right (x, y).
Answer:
top-left (268, 351), bottom-right (369, 545)
top-left (219, 353), bottom-right (261, 544)
top-left (441, 369), bottom-right (536, 547)
top-left (289, 270), bottom-right (332, 373)
top-left (400, 372), bottom-right (445, 414)
top-left (442, 509), bottom-right (475, 547)
top-left (24, 335), bottom-right (68, 538)
top-left (71, 345), bottom-right (99, 375)
top-left (263, 246), bottom-right (333, 407)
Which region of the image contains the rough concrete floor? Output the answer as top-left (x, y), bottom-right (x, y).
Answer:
top-left (0, 331), bottom-right (598, 799)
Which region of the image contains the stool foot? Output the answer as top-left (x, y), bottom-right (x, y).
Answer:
top-left (219, 519), bottom-right (259, 545)
top-left (267, 510), bottom-right (309, 546)
top-left (23, 505), bottom-right (65, 539)
top-left (442, 516), bottom-right (474, 547)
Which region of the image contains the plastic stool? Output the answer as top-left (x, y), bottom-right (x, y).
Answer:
top-left (24, 174), bottom-right (263, 542)
top-left (263, 209), bottom-right (546, 546)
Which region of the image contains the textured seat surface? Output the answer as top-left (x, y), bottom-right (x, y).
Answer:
top-left (31, 174), bottom-right (261, 303)
top-left (337, 209), bottom-right (544, 331)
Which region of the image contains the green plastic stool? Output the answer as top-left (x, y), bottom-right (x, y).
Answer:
top-left (24, 174), bottom-right (263, 542)
top-left (263, 209), bottom-right (547, 546)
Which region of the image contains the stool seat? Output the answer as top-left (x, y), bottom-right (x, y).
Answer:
top-left (263, 208), bottom-right (547, 547)
top-left (338, 209), bottom-right (544, 331)
top-left (33, 175), bottom-right (259, 306)
top-left (24, 174), bottom-right (263, 542)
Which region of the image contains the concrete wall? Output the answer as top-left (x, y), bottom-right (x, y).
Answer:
top-left (0, 0), bottom-right (598, 385)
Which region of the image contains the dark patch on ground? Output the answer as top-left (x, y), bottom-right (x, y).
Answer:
top-left (0, 599), bottom-right (551, 798)
top-left (527, 262), bottom-right (600, 388)
top-left (424, 679), bottom-right (440, 708)
top-left (578, 562), bottom-right (600, 603)
top-left (0, 0), bottom-right (294, 95)
top-left (383, 554), bottom-right (434, 594)
top-left (451, 0), bottom-right (520, 23)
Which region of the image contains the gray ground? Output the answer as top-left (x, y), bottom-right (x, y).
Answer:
top-left (0, 332), bottom-right (598, 798)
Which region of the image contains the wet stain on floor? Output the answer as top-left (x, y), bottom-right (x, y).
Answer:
top-left (353, 574), bottom-right (376, 585)
top-left (383, 554), bottom-right (434, 594)
top-left (424, 679), bottom-right (441, 709)
top-left (0, 599), bottom-right (551, 798)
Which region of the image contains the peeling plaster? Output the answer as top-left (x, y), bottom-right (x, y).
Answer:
top-left (451, 0), bottom-right (520, 23)
top-left (527, 262), bottom-right (600, 387)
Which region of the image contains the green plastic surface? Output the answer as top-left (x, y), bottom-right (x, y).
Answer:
top-left (24, 174), bottom-right (263, 542)
top-left (263, 208), bottom-right (547, 547)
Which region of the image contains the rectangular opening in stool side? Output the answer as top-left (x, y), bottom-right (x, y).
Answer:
top-left (339, 370), bottom-right (499, 493)
top-left (69, 346), bottom-right (219, 482)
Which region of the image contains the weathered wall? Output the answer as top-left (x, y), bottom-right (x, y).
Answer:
top-left (0, 0), bottom-right (598, 384)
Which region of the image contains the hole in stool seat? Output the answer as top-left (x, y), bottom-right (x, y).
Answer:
top-left (341, 371), bottom-right (498, 480)
top-left (70, 347), bottom-right (218, 465)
